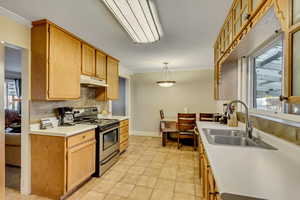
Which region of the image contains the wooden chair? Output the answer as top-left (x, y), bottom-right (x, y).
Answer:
top-left (160, 109), bottom-right (165, 120)
top-left (177, 113), bottom-right (197, 150)
top-left (160, 109), bottom-right (178, 146)
top-left (199, 113), bottom-right (215, 122)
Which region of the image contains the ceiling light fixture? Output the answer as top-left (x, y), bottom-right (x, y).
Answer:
top-left (102, 0), bottom-right (163, 43)
top-left (156, 62), bottom-right (176, 87)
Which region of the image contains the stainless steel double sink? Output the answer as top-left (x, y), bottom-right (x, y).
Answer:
top-left (203, 128), bottom-right (277, 150)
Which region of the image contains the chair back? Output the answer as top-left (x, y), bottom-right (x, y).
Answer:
top-left (199, 113), bottom-right (215, 122)
top-left (160, 109), bottom-right (165, 120)
top-left (177, 113), bottom-right (196, 132)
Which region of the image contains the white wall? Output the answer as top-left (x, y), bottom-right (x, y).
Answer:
top-left (131, 69), bottom-right (217, 136)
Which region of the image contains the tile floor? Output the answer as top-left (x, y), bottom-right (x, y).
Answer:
top-left (6, 136), bottom-right (202, 200)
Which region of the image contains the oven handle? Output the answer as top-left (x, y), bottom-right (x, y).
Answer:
top-left (101, 151), bottom-right (119, 165)
top-left (101, 127), bottom-right (119, 134)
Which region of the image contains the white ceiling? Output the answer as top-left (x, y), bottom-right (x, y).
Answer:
top-left (0, 0), bottom-right (232, 72)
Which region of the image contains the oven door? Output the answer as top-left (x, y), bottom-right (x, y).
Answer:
top-left (100, 127), bottom-right (119, 160)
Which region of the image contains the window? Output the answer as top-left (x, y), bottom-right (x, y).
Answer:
top-left (249, 36), bottom-right (283, 112)
top-left (4, 79), bottom-right (21, 112)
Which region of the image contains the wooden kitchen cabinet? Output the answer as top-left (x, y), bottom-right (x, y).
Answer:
top-left (292, 0), bottom-right (300, 25)
top-left (67, 140), bottom-right (95, 191)
top-left (96, 51), bottom-right (107, 80)
top-left (31, 20), bottom-right (81, 100)
top-left (96, 56), bottom-right (119, 101)
top-left (107, 57), bottom-right (119, 99)
top-left (31, 130), bottom-right (96, 199)
top-left (119, 119), bottom-right (129, 153)
top-left (199, 130), bottom-right (219, 200)
top-left (81, 43), bottom-right (96, 76)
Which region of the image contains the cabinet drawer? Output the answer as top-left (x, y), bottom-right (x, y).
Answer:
top-left (120, 140), bottom-right (128, 153)
top-left (67, 130), bottom-right (95, 148)
top-left (120, 125), bottom-right (129, 134)
top-left (120, 131), bottom-right (129, 143)
top-left (120, 120), bottom-right (128, 127)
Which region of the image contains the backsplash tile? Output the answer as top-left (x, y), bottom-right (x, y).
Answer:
top-left (30, 87), bottom-right (108, 123)
top-left (237, 112), bottom-right (300, 146)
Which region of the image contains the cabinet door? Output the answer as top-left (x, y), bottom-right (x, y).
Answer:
top-left (67, 140), bottom-right (96, 191)
top-left (82, 43), bottom-right (96, 76)
top-left (293, 0), bottom-right (300, 25)
top-left (48, 25), bottom-right (81, 99)
top-left (252, 0), bottom-right (262, 13)
top-left (96, 51), bottom-right (107, 80)
top-left (107, 57), bottom-right (119, 100)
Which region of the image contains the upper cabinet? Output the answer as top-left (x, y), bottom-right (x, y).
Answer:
top-left (213, 0), bottom-right (300, 102)
top-left (106, 57), bottom-right (119, 100)
top-left (96, 57), bottom-right (119, 101)
top-left (31, 21), bottom-right (81, 100)
top-left (81, 43), bottom-right (96, 76)
top-left (95, 51), bottom-right (107, 80)
top-left (291, 28), bottom-right (300, 96)
top-left (31, 19), bottom-right (119, 101)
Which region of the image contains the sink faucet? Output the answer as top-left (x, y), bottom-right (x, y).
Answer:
top-left (227, 100), bottom-right (253, 139)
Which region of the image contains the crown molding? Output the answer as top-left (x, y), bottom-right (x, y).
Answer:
top-left (0, 6), bottom-right (31, 27)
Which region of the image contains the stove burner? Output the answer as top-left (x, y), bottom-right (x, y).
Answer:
top-left (75, 118), bottom-right (119, 127)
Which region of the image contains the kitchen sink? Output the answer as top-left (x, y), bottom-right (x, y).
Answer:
top-left (203, 128), bottom-right (277, 150)
top-left (205, 128), bottom-right (246, 137)
top-left (208, 135), bottom-right (257, 146)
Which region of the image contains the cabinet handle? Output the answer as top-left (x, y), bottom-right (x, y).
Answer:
top-left (245, 14), bottom-right (251, 20)
top-left (279, 95), bottom-right (288, 102)
top-left (209, 192), bottom-right (219, 195)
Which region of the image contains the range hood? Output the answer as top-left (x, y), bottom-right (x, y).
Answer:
top-left (80, 75), bottom-right (108, 87)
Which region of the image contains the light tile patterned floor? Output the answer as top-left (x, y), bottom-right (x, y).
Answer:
top-left (6, 136), bottom-right (202, 200)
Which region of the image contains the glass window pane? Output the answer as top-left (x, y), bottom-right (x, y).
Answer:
top-left (293, 31), bottom-right (300, 96)
top-left (253, 37), bottom-right (283, 112)
top-left (293, 0), bottom-right (300, 24)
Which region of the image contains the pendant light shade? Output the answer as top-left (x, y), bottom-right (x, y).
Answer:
top-left (156, 62), bottom-right (176, 87)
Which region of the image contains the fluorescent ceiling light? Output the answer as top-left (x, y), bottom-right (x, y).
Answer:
top-left (103, 0), bottom-right (163, 43)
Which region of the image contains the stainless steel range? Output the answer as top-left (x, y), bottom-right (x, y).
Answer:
top-left (73, 107), bottom-right (120, 177)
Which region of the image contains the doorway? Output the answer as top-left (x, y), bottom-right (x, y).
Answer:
top-left (0, 41), bottom-right (30, 198)
top-left (4, 45), bottom-right (22, 191)
top-left (112, 77), bottom-right (127, 116)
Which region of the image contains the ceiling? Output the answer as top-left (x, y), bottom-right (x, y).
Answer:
top-left (0, 0), bottom-right (232, 72)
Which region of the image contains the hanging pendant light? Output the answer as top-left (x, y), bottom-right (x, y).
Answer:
top-left (156, 62), bottom-right (176, 87)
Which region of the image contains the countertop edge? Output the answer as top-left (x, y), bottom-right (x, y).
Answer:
top-left (30, 125), bottom-right (97, 137)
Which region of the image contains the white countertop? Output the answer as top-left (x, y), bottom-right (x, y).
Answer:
top-left (30, 115), bottom-right (129, 137)
top-left (31, 124), bottom-right (97, 137)
top-left (197, 122), bottom-right (300, 200)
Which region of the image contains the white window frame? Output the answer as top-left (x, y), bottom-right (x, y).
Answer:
top-left (244, 33), bottom-right (300, 122)
top-left (247, 34), bottom-right (284, 111)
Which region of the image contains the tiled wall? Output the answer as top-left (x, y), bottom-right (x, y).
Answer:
top-left (30, 87), bottom-right (108, 123)
top-left (237, 112), bottom-right (300, 146)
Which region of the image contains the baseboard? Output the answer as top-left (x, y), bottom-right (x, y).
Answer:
top-left (130, 130), bottom-right (160, 137)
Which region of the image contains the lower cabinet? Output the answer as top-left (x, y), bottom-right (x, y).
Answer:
top-left (67, 140), bottom-right (96, 191)
top-left (119, 119), bottom-right (129, 153)
top-left (31, 130), bottom-right (96, 200)
top-left (199, 136), bottom-right (220, 200)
